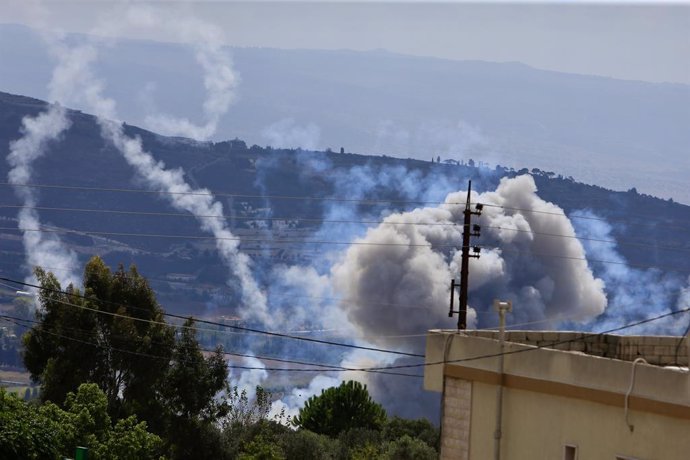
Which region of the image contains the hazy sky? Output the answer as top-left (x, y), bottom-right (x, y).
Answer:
top-left (2, 0), bottom-right (689, 84)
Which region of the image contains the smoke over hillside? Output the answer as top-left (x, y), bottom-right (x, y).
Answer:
top-left (331, 174), bottom-right (607, 349)
top-left (5, 1), bottom-right (689, 422)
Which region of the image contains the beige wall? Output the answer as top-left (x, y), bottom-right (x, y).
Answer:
top-left (426, 331), bottom-right (690, 460)
top-left (465, 378), bottom-right (690, 460)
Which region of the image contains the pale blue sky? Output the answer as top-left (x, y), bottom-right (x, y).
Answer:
top-left (2, 0), bottom-right (689, 84)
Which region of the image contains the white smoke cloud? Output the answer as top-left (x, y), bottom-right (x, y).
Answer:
top-left (99, 119), bottom-right (269, 322)
top-left (268, 374), bottom-right (341, 422)
top-left (11, 2), bottom-right (268, 322)
top-left (6, 104), bottom-right (80, 287)
top-left (573, 210), bottom-right (686, 335)
top-left (268, 264), bottom-right (352, 332)
top-left (229, 356), bottom-right (269, 402)
top-left (373, 118), bottom-right (487, 162)
top-left (4, 19), bottom-right (98, 287)
top-left (679, 277), bottom-right (690, 311)
top-left (470, 175), bottom-right (608, 325)
top-left (331, 175), bottom-right (607, 346)
top-left (262, 118), bottom-right (321, 151)
top-left (100, 4), bottom-right (238, 140)
top-left (416, 119), bottom-right (488, 159)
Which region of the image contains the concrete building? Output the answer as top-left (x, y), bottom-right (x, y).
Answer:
top-left (425, 330), bottom-right (690, 460)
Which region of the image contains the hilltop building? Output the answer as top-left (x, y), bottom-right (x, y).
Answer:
top-left (424, 329), bottom-right (690, 460)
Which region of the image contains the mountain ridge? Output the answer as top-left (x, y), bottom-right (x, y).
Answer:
top-left (2, 23), bottom-right (688, 203)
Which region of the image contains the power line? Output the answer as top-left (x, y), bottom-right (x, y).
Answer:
top-left (0, 226), bottom-right (440, 248)
top-left (0, 265), bottom-right (501, 338)
top-left (0, 313), bottom-right (421, 378)
top-left (484, 225), bottom-right (690, 254)
top-left (486, 244), bottom-right (689, 274)
top-left (4, 181), bottom-right (689, 228)
top-left (0, 181), bottom-right (448, 206)
top-left (0, 269), bottom-right (610, 332)
top-left (480, 202), bottom-right (690, 230)
top-left (0, 204), bottom-right (457, 228)
top-left (3, 278), bottom-right (688, 373)
top-left (0, 276), bottom-right (424, 359)
top-left (6, 300), bottom-right (687, 374)
top-left (362, 306), bottom-right (690, 371)
top-left (3, 200), bottom-right (690, 253)
top-left (2, 224), bottom-right (686, 273)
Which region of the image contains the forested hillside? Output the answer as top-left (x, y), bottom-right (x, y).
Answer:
top-left (1, 90), bottom-right (689, 317)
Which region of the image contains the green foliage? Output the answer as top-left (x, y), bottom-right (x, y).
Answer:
top-left (0, 388), bottom-right (62, 459)
top-left (94, 416), bottom-right (163, 460)
top-left (238, 434), bottom-right (286, 460)
top-left (382, 416), bottom-right (439, 450)
top-left (349, 443), bottom-right (381, 460)
top-left (13, 258), bottom-right (439, 459)
top-left (160, 318), bottom-right (229, 459)
top-left (292, 380), bottom-right (386, 437)
top-left (0, 384), bottom-right (163, 460)
top-left (223, 420), bottom-right (290, 459)
top-left (20, 257), bottom-right (234, 458)
top-left (380, 435), bottom-right (437, 460)
top-left (277, 429), bottom-right (337, 460)
top-left (23, 256), bottom-right (175, 422)
top-left (336, 428), bottom-right (382, 460)
top-left (225, 385), bottom-right (274, 427)
top-left (161, 318), bottom-right (228, 421)
top-left (225, 421), bottom-right (340, 460)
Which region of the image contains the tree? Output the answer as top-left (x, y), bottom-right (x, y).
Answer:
top-left (23, 256), bottom-right (175, 422)
top-left (292, 380), bottom-right (386, 437)
top-left (161, 318), bottom-right (229, 458)
top-left (0, 384), bottom-right (162, 460)
top-left (381, 435), bottom-right (436, 460)
top-left (0, 387), bottom-right (62, 459)
top-left (162, 318), bottom-right (227, 421)
top-left (382, 416), bottom-right (439, 451)
top-left (278, 429), bottom-right (337, 460)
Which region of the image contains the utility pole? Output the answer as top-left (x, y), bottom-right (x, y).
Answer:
top-left (449, 180), bottom-right (483, 329)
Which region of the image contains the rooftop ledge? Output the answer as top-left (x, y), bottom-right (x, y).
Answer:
top-left (428, 329), bottom-right (689, 367)
top-left (425, 330), bottom-right (690, 412)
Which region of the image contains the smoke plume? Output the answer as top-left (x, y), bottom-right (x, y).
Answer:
top-left (4, 26), bottom-right (102, 287)
top-left (331, 175), bottom-right (607, 347)
top-left (103, 119), bottom-right (269, 322)
top-left (13, 3), bottom-right (268, 322)
top-left (100, 4), bottom-right (237, 140)
top-left (573, 211), bottom-right (686, 335)
top-left (6, 103), bottom-right (79, 287)
top-left (262, 118), bottom-right (321, 151)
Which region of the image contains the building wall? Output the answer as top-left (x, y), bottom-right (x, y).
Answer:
top-left (440, 377), bottom-right (472, 460)
top-left (465, 378), bottom-right (690, 460)
top-left (426, 331), bottom-right (690, 460)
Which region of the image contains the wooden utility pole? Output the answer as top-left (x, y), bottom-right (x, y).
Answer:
top-left (449, 180), bottom-right (482, 329)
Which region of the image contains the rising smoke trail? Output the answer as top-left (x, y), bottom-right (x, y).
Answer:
top-left (87, 8), bottom-right (266, 322)
top-left (99, 4), bottom-right (237, 141)
top-left (99, 118), bottom-right (269, 323)
top-left (4, 30), bottom-right (105, 287)
top-left (6, 102), bottom-right (79, 287)
top-left (12, 2), bottom-right (268, 322)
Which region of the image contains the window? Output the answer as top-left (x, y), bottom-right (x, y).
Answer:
top-left (564, 444), bottom-right (578, 460)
